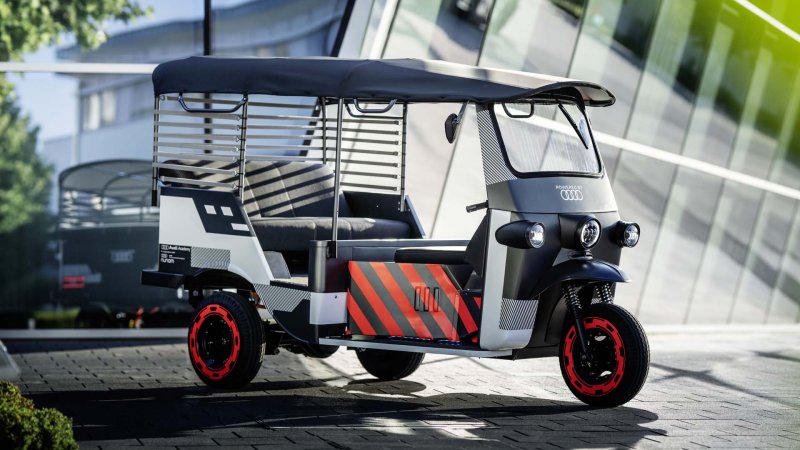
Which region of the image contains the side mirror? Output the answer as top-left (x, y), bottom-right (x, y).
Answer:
top-left (444, 113), bottom-right (459, 143)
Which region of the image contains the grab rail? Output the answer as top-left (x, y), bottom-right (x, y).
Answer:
top-left (177, 93), bottom-right (246, 114)
top-left (352, 98), bottom-right (397, 114)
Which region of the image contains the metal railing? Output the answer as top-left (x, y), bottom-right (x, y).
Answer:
top-left (151, 94), bottom-right (407, 207)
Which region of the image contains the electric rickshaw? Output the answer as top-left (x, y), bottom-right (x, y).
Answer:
top-left (142, 57), bottom-right (648, 407)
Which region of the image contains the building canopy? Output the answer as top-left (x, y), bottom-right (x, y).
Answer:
top-left (59, 159), bottom-right (152, 203)
top-left (152, 57), bottom-right (615, 106)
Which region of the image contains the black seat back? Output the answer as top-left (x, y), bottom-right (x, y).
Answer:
top-left (159, 160), bottom-right (352, 218)
top-left (464, 214), bottom-right (488, 278)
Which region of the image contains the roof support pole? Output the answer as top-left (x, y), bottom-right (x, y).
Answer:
top-left (151, 95), bottom-right (161, 207)
top-left (237, 96), bottom-right (248, 199)
top-left (321, 97), bottom-right (328, 164)
top-left (399, 102), bottom-right (407, 212)
top-left (331, 98), bottom-right (345, 254)
top-left (202, 0), bottom-right (213, 152)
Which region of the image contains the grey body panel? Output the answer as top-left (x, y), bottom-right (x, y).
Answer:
top-left (487, 175), bottom-right (617, 214)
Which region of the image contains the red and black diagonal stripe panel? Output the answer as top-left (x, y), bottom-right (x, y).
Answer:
top-left (346, 261), bottom-right (482, 343)
top-left (415, 264), bottom-right (480, 340)
top-left (395, 263), bottom-right (458, 341)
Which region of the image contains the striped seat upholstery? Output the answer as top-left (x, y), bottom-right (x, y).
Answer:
top-left (160, 161), bottom-right (410, 251)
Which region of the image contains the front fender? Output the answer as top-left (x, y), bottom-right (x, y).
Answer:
top-left (530, 259), bottom-right (629, 298)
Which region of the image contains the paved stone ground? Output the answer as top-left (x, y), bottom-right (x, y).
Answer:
top-left (5, 326), bottom-right (800, 449)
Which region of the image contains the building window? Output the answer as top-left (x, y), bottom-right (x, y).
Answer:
top-left (82, 93), bottom-right (101, 131)
top-left (101, 90), bottom-right (116, 126)
top-left (82, 90), bottom-right (117, 131)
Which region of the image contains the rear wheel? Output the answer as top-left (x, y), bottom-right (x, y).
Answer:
top-left (299, 344), bottom-right (339, 359)
top-left (188, 291), bottom-right (264, 388)
top-left (559, 303), bottom-right (649, 407)
top-left (356, 349), bottom-right (424, 380)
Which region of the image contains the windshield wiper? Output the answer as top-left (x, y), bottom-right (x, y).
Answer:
top-left (557, 102), bottom-right (589, 150)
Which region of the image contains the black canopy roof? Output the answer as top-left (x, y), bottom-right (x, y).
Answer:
top-left (152, 57), bottom-right (615, 106)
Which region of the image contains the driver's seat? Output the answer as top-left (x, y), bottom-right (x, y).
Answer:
top-left (393, 215), bottom-right (488, 289)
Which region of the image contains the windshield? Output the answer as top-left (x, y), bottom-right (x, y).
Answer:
top-left (493, 102), bottom-right (600, 175)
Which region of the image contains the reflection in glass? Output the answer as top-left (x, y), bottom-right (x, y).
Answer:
top-left (383, 0), bottom-right (486, 63)
top-left (382, 0), bottom-right (489, 232)
top-left (212, 0), bottom-right (348, 57)
top-left (430, 105), bottom-right (487, 238)
top-left (639, 170), bottom-right (721, 323)
top-left (480, 0), bottom-right (585, 75)
top-left (688, 183), bottom-right (762, 323)
top-left (768, 208), bottom-right (800, 323)
top-left (569, 0), bottom-right (659, 136)
top-left (733, 195), bottom-right (796, 323)
top-left (0, 0), bottom-right (353, 328)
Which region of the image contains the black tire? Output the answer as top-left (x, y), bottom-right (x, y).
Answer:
top-left (559, 303), bottom-right (649, 407)
top-left (188, 291), bottom-right (264, 388)
top-left (356, 349), bottom-right (424, 380)
top-left (300, 344), bottom-right (339, 359)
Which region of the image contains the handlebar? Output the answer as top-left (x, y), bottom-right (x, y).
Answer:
top-left (466, 201), bottom-right (488, 213)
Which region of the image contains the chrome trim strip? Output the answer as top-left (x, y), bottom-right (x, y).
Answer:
top-left (318, 338), bottom-right (512, 357)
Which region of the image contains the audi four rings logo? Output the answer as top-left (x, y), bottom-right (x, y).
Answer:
top-left (556, 185), bottom-right (584, 201)
top-left (560, 190), bottom-right (583, 200)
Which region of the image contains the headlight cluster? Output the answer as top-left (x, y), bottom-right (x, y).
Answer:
top-left (497, 217), bottom-right (640, 251)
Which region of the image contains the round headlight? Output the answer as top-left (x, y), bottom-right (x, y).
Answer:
top-left (620, 222), bottom-right (640, 247)
top-left (578, 218), bottom-right (601, 249)
top-left (526, 223), bottom-right (545, 248)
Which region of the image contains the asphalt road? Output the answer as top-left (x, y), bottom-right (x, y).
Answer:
top-left (6, 326), bottom-right (800, 449)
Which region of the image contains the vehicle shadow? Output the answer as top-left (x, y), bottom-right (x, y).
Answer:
top-left (28, 381), bottom-right (663, 448)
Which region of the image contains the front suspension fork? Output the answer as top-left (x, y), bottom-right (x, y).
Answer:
top-left (564, 283), bottom-right (590, 358)
top-left (563, 282), bottom-right (614, 358)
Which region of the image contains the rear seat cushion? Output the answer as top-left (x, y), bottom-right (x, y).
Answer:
top-left (252, 217), bottom-right (410, 252)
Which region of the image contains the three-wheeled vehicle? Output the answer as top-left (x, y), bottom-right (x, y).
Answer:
top-left (59, 159), bottom-right (190, 327)
top-left (142, 57), bottom-right (648, 407)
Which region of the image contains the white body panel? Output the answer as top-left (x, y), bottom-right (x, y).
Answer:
top-left (309, 292), bottom-right (347, 325)
top-left (159, 195), bottom-right (272, 283)
top-left (158, 194), bottom-right (274, 318)
top-left (158, 191), bottom-right (348, 329)
top-left (479, 209), bottom-right (534, 350)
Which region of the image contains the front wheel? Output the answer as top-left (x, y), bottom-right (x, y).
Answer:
top-left (188, 291), bottom-right (264, 388)
top-left (559, 303), bottom-right (649, 407)
top-left (356, 349), bottom-right (424, 380)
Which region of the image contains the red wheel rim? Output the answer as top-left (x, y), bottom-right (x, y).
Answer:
top-left (563, 316), bottom-right (625, 396)
top-left (189, 304), bottom-right (241, 379)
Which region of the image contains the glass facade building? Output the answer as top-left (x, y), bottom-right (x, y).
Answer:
top-left (363, 0), bottom-right (800, 324)
top-left (1, 0), bottom-right (798, 327)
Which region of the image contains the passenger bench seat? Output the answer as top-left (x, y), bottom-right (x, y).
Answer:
top-left (159, 160), bottom-right (411, 251)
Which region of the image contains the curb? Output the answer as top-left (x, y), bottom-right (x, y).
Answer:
top-left (0, 340), bottom-right (21, 380)
top-left (0, 329), bottom-right (187, 340)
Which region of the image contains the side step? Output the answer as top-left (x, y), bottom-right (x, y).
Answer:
top-left (318, 337), bottom-right (512, 358)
